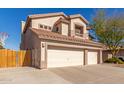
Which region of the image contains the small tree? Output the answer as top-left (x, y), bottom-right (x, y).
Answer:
top-left (92, 9), bottom-right (124, 57)
top-left (0, 42), bottom-right (3, 49)
top-left (0, 32), bottom-right (8, 49)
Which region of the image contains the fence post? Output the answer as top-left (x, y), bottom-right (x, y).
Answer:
top-left (16, 51), bottom-right (18, 67)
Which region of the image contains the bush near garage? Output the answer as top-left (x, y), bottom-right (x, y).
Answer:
top-left (105, 57), bottom-right (124, 64)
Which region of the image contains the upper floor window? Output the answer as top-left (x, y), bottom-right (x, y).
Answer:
top-left (48, 26), bottom-right (52, 30)
top-left (39, 24), bottom-right (43, 28)
top-left (75, 24), bottom-right (83, 36)
top-left (38, 24), bottom-right (52, 31)
top-left (53, 26), bottom-right (59, 33)
top-left (44, 25), bottom-right (47, 29)
top-left (56, 27), bottom-right (59, 32)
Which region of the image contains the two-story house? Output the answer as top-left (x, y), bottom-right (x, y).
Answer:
top-left (20, 12), bottom-right (103, 69)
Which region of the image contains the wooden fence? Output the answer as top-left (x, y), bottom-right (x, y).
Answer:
top-left (0, 49), bottom-right (31, 68)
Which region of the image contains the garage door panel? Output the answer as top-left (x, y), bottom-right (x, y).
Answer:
top-left (48, 49), bottom-right (84, 68)
top-left (88, 51), bottom-right (98, 65)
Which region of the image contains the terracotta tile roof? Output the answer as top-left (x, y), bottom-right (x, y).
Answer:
top-left (30, 28), bottom-right (103, 47)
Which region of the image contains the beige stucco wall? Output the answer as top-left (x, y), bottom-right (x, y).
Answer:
top-left (21, 21), bottom-right (25, 33)
top-left (61, 23), bottom-right (69, 36)
top-left (20, 29), bottom-right (42, 69)
top-left (31, 16), bottom-right (64, 29)
top-left (32, 48), bottom-right (41, 68)
top-left (40, 42), bottom-right (47, 69)
top-left (20, 29), bottom-right (41, 50)
top-left (70, 18), bottom-right (88, 37)
top-left (46, 41), bottom-right (103, 50)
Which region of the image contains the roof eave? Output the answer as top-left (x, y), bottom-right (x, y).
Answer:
top-left (38, 36), bottom-right (103, 47)
top-left (29, 12), bottom-right (68, 19)
top-left (23, 16), bottom-right (31, 33)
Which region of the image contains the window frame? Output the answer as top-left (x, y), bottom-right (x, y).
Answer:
top-left (44, 25), bottom-right (47, 29)
top-left (39, 24), bottom-right (43, 29)
top-left (75, 24), bottom-right (83, 36)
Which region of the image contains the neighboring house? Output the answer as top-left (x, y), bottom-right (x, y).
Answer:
top-left (103, 49), bottom-right (124, 61)
top-left (20, 12), bottom-right (103, 69)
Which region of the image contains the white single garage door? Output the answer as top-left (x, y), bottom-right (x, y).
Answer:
top-left (88, 51), bottom-right (98, 65)
top-left (48, 48), bottom-right (84, 68)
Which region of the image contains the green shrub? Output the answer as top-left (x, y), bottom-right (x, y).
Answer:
top-left (105, 57), bottom-right (124, 64)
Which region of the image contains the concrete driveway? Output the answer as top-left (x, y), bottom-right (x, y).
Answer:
top-left (0, 64), bottom-right (124, 84)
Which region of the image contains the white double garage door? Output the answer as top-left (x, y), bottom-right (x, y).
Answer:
top-left (47, 47), bottom-right (98, 68)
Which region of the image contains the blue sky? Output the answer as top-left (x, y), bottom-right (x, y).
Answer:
top-left (0, 8), bottom-right (124, 50)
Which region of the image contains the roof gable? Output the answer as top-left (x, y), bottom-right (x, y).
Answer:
top-left (54, 18), bottom-right (70, 26)
top-left (69, 14), bottom-right (89, 24)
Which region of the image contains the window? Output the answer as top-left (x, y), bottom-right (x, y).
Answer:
top-left (44, 25), bottom-right (47, 29)
top-left (56, 27), bottom-right (59, 32)
top-left (38, 24), bottom-right (52, 31)
top-left (48, 26), bottom-right (52, 30)
top-left (75, 25), bottom-right (83, 36)
top-left (53, 26), bottom-right (59, 33)
top-left (39, 24), bottom-right (43, 28)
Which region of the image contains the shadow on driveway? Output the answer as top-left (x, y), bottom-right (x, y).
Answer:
top-left (48, 64), bottom-right (124, 84)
